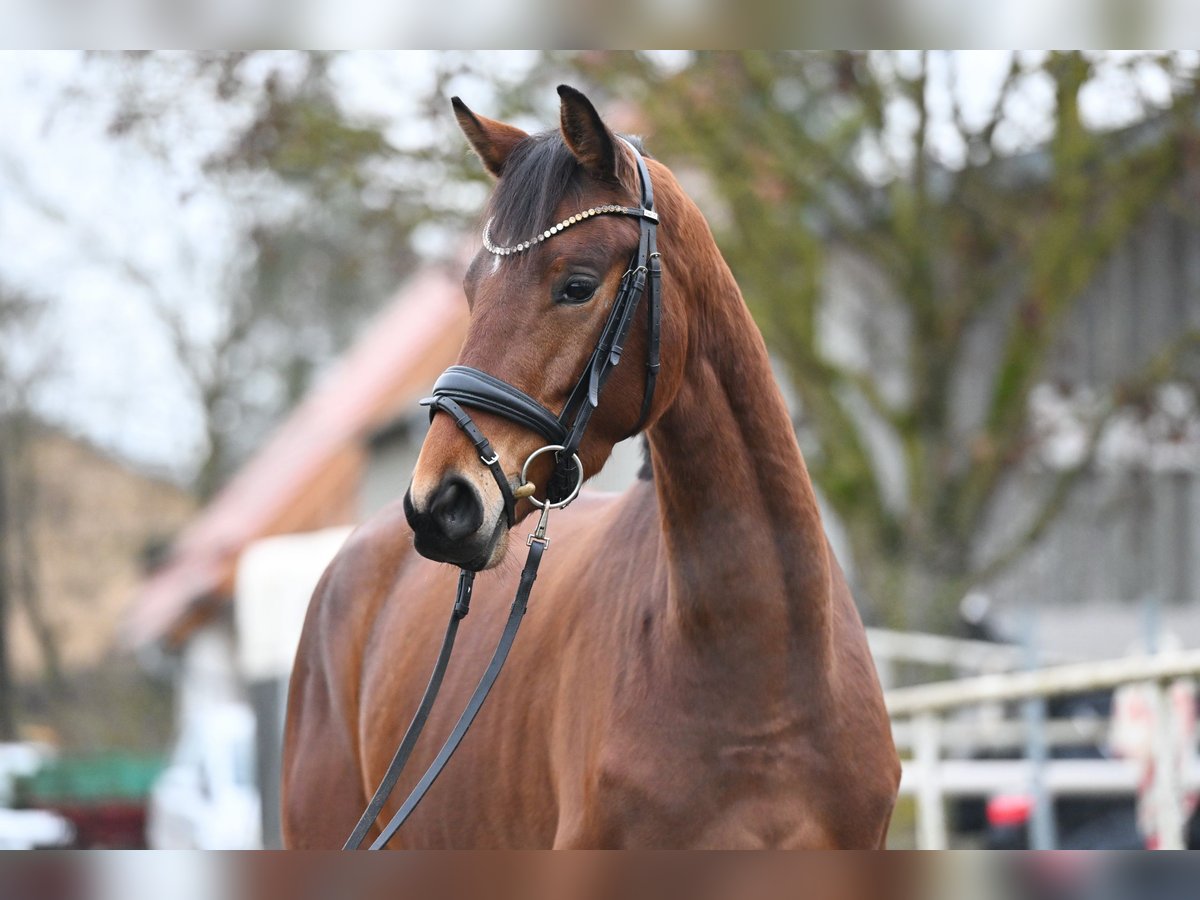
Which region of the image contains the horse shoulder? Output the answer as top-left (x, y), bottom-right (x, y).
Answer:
top-left (281, 502), bottom-right (413, 848)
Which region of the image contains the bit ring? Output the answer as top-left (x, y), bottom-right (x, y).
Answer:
top-left (519, 445), bottom-right (584, 509)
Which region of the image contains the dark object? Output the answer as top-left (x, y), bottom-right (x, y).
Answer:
top-left (984, 794), bottom-right (1033, 850)
top-left (49, 802), bottom-right (147, 849)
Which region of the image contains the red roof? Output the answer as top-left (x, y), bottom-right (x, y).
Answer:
top-left (125, 265), bottom-right (468, 648)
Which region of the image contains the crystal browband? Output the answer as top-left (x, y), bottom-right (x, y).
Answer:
top-left (482, 204), bottom-right (658, 256)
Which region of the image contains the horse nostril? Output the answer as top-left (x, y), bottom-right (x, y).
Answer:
top-left (429, 477), bottom-right (484, 542)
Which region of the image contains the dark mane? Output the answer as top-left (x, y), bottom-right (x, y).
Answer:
top-left (485, 131), bottom-right (647, 251)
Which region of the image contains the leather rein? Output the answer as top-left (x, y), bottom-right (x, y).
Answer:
top-left (344, 139), bottom-right (661, 849)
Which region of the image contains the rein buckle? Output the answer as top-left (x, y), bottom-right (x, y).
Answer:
top-left (527, 502), bottom-right (552, 548)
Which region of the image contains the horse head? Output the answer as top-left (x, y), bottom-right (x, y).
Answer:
top-left (405, 86), bottom-right (684, 570)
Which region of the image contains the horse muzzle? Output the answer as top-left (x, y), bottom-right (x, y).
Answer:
top-left (404, 476), bottom-right (504, 570)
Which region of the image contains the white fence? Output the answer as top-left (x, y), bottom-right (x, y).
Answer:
top-left (874, 630), bottom-right (1200, 849)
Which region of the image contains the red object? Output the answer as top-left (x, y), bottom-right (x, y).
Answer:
top-left (987, 793), bottom-right (1034, 828)
top-left (46, 803), bottom-right (148, 849)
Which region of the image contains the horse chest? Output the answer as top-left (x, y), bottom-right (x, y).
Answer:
top-left (565, 708), bottom-right (840, 848)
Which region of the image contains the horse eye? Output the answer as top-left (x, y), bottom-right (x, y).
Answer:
top-left (558, 277), bottom-right (597, 305)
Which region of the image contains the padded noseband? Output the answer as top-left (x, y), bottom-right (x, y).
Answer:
top-left (426, 366), bottom-right (566, 446)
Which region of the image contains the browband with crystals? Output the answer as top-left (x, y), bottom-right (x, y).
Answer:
top-left (482, 204), bottom-right (658, 256)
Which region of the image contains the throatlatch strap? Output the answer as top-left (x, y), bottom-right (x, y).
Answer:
top-left (343, 569), bottom-right (475, 850)
top-left (369, 539), bottom-right (546, 849)
top-left (627, 139), bottom-right (659, 435)
top-left (632, 220), bottom-right (660, 434)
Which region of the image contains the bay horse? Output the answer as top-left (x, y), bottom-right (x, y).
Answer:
top-left (282, 85), bottom-right (899, 849)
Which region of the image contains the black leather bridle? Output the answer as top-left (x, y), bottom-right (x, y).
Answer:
top-left (423, 137), bottom-right (661, 521)
top-left (344, 138), bottom-right (661, 849)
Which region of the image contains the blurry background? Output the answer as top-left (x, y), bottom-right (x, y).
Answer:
top-left (1, 51), bottom-right (1199, 851)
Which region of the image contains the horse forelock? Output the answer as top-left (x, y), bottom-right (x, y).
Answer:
top-left (484, 131), bottom-right (649, 256)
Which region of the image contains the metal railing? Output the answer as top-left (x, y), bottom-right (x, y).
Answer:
top-left (884, 650), bottom-right (1200, 849)
top-left (867, 628), bottom-right (1034, 673)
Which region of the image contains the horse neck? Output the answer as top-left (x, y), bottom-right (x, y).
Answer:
top-left (646, 228), bottom-right (833, 666)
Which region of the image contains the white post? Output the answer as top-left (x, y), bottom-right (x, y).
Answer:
top-left (914, 712), bottom-right (947, 850)
top-left (1152, 678), bottom-right (1185, 850)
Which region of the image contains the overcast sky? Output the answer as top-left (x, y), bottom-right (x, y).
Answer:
top-left (0, 51), bottom-right (1186, 484)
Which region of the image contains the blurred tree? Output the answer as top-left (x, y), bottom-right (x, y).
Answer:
top-left (0, 283), bottom-right (64, 732)
top-left (45, 51), bottom-right (1200, 630)
top-left (76, 52), bottom-right (464, 498)
top-left (539, 51), bottom-right (1200, 628)
top-left (0, 435), bottom-right (12, 739)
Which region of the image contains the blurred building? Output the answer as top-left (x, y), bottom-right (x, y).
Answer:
top-left (820, 185), bottom-right (1200, 655)
top-left (0, 425), bottom-right (194, 846)
top-left (5, 425), bottom-right (193, 684)
top-left (970, 196), bottom-right (1200, 655)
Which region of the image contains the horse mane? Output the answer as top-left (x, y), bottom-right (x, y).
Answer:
top-left (485, 130), bottom-right (648, 253)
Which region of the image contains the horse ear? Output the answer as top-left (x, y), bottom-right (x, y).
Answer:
top-left (451, 97), bottom-right (528, 178)
top-left (557, 84), bottom-right (618, 182)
